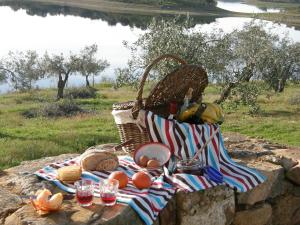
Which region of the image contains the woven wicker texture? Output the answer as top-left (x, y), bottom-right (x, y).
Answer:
top-left (112, 54), bottom-right (208, 153)
top-left (145, 64), bottom-right (208, 107)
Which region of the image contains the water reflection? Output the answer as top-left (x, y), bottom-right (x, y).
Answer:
top-left (0, 5), bottom-right (144, 93)
top-left (217, 1), bottom-right (281, 13)
top-left (0, 0), bottom-right (217, 29)
top-left (196, 17), bottom-right (300, 42)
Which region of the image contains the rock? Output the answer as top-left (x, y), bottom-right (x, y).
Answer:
top-left (223, 132), bottom-right (250, 144)
top-left (1, 140), bottom-right (300, 225)
top-left (233, 203), bottom-right (272, 225)
top-left (4, 197), bottom-right (146, 225)
top-left (229, 149), bottom-right (258, 160)
top-left (159, 198), bottom-right (176, 225)
top-left (261, 143), bottom-right (287, 151)
top-left (272, 148), bottom-right (300, 161)
top-left (263, 155), bottom-right (298, 171)
top-left (237, 161), bottom-right (284, 205)
top-left (272, 195), bottom-right (300, 225)
top-left (286, 164), bottom-right (300, 185)
top-left (0, 154), bottom-right (79, 195)
top-left (229, 149), bottom-right (272, 160)
top-left (0, 151), bottom-right (147, 225)
top-left (176, 186), bottom-right (235, 225)
top-left (292, 185), bottom-right (300, 197)
top-left (5, 204), bottom-right (68, 225)
top-left (0, 188), bottom-right (23, 224)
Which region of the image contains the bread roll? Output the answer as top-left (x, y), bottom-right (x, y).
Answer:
top-left (57, 165), bottom-right (82, 183)
top-left (80, 148), bottom-right (119, 171)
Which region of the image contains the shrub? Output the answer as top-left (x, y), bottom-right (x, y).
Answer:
top-left (229, 82), bottom-right (262, 115)
top-left (22, 108), bottom-right (39, 118)
top-left (289, 94), bottom-right (300, 105)
top-left (64, 87), bottom-right (97, 99)
top-left (41, 99), bottom-right (84, 117)
top-left (22, 99), bottom-right (85, 118)
top-left (20, 93), bottom-right (47, 102)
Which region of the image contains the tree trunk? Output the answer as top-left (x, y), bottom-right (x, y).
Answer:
top-left (275, 65), bottom-right (291, 93)
top-left (215, 82), bottom-right (237, 104)
top-left (57, 73), bottom-right (69, 100)
top-left (85, 75), bottom-right (90, 87)
top-left (277, 77), bottom-right (287, 93)
top-left (215, 66), bottom-right (256, 104)
top-left (57, 75), bottom-right (64, 100)
top-left (241, 66), bottom-right (253, 82)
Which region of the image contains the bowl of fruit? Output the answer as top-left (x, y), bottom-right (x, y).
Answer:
top-left (133, 142), bottom-right (171, 169)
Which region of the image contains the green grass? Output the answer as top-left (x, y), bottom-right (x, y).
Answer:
top-left (0, 83), bottom-right (299, 169)
top-left (208, 84), bottom-right (300, 147)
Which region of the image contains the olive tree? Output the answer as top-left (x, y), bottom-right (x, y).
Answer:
top-left (0, 61), bottom-right (6, 82)
top-left (43, 52), bottom-right (78, 100)
top-left (215, 21), bottom-right (277, 106)
top-left (74, 44), bottom-right (109, 87)
top-left (0, 50), bottom-right (44, 90)
top-left (116, 17), bottom-right (231, 88)
top-left (259, 39), bottom-right (300, 92)
top-left (115, 17), bottom-right (299, 113)
top-left (44, 45), bottom-right (110, 99)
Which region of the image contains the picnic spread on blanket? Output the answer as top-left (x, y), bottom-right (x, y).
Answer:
top-left (33, 54), bottom-right (266, 225)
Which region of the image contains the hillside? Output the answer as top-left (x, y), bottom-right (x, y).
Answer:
top-left (111, 0), bottom-right (217, 8)
top-left (0, 0), bottom-right (238, 18)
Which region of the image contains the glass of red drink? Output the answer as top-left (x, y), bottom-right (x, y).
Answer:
top-left (75, 179), bottom-right (94, 207)
top-left (99, 179), bottom-right (119, 206)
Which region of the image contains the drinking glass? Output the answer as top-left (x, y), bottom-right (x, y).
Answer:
top-left (99, 179), bottom-right (119, 206)
top-left (75, 179), bottom-right (94, 207)
top-left (176, 158), bottom-right (203, 175)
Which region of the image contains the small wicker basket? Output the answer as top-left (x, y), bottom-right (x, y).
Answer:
top-left (112, 54), bottom-right (208, 153)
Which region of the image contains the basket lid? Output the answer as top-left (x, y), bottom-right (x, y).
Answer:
top-left (144, 64), bottom-right (208, 108)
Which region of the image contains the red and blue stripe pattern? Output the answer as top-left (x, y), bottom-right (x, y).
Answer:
top-left (35, 155), bottom-right (175, 225)
top-left (145, 111), bottom-right (266, 192)
top-left (35, 111), bottom-right (265, 225)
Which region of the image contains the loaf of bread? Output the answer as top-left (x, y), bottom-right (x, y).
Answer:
top-left (57, 165), bottom-right (82, 183)
top-left (80, 148), bottom-right (119, 171)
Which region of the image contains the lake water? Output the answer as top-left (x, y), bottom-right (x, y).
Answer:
top-left (217, 1), bottom-right (281, 13)
top-left (0, 2), bottom-right (299, 93)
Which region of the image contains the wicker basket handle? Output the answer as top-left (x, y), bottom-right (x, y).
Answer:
top-left (133, 54), bottom-right (187, 116)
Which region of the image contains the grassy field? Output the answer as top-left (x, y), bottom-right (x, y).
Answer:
top-left (0, 83), bottom-right (299, 170)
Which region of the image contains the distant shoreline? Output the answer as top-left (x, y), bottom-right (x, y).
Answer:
top-left (0, 0), bottom-right (242, 17)
top-left (1, 0), bottom-right (299, 28)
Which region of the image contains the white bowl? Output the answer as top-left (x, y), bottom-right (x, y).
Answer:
top-left (133, 142), bottom-right (171, 167)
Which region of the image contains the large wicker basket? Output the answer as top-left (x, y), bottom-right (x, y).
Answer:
top-left (112, 54), bottom-right (208, 153)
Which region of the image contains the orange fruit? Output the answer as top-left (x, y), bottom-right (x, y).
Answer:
top-left (139, 155), bottom-right (149, 167)
top-left (36, 189), bottom-right (52, 207)
top-left (108, 171), bottom-right (128, 189)
top-left (132, 171), bottom-right (152, 189)
top-left (147, 159), bottom-right (160, 168)
top-left (47, 193), bottom-right (63, 210)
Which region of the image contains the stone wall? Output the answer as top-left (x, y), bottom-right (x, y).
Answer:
top-left (223, 133), bottom-right (300, 225)
top-left (0, 133), bottom-right (299, 225)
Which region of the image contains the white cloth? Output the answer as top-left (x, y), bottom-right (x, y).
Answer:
top-left (111, 109), bottom-right (146, 128)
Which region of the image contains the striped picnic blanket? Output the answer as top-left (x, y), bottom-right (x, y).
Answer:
top-left (145, 111), bottom-right (266, 192)
top-left (35, 110), bottom-right (265, 225)
top-left (35, 155), bottom-right (175, 225)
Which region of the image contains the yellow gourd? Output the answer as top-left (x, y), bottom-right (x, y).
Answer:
top-left (201, 103), bottom-right (224, 124)
top-left (178, 104), bottom-right (199, 121)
